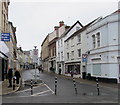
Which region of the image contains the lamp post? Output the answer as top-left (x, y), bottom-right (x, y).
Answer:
top-left (34, 46), bottom-right (37, 84)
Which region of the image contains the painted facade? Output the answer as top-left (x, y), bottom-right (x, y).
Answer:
top-left (56, 21), bottom-right (83, 75)
top-left (86, 10), bottom-right (119, 83)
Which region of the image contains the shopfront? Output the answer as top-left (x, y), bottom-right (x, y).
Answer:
top-left (0, 41), bottom-right (9, 81)
top-left (65, 62), bottom-right (81, 77)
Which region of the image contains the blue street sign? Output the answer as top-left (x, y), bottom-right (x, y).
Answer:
top-left (82, 58), bottom-right (87, 62)
top-left (1, 33), bottom-right (10, 41)
top-left (82, 54), bottom-right (87, 62)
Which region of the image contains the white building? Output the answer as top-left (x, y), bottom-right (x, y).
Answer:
top-left (86, 10), bottom-right (120, 83)
top-left (56, 21), bottom-right (83, 75)
top-left (64, 19), bottom-right (99, 78)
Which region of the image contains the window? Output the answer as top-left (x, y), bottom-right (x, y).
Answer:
top-left (67, 53), bottom-right (69, 60)
top-left (77, 34), bottom-right (81, 43)
top-left (50, 49), bottom-right (52, 57)
top-left (76, 26), bottom-right (80, 31)
top-left (67, 41), bottom-right (69, 48)
top-left (71, 38), bottom-right (74, 46)
top-left (58, 53), bottom-right (60, 60)
top-left (58, 40), bottom-right (60, 47)
top-left (71, 51), bottom-right (74, 59)
top-left (92, 35), bottom-right (96, 48)
top-left (78, 49), bottom-right (81, 57)
top-left (96, 32), bottom-right (100, 47)
top-left (61, 39), bottom-right (63, 47)
top-left (61, 51), bottom-right (63, 60)
top-left (53, 47), bottom-right (55, 56)
top-left (93, 64), bottom-right (101, 76)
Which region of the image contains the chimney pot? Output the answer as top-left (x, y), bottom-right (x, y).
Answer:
top-left (59, 21), bottom-right (64, 27)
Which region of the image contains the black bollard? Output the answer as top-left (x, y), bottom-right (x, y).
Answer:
top-left (31, 79), bottom-right (33, 95)
top-left (96, 77), bottom-right (100, 96)
top-left (13, 77), bottom-right (16, 90)
top-left (73, 78), bottom-right (77, 94)
top-left (55, 77), bottom-right (57, 95)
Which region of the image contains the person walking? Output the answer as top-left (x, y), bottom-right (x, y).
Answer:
top-left (14, 70), bottom-right (21, 84)
top-left (70, 70), bottom-right (73, 77)
top-left (7, 68), bottom-right (13, 87)
top-left (59, 68), bottom-right (61, 75)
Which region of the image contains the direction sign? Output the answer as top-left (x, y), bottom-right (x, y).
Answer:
top-left (1, 33), bottom-right (10, 41)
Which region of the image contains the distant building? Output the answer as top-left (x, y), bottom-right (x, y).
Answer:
top-left (48, 21), bottom-right (70, 73)
top-left (41, 35), bottom-right (49, 71)
top-left (6, 22), bottom-right (17, 71)
top-left (56, 21), bottom-right (83, 75)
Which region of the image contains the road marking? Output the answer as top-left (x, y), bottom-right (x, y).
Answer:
top-left (30, 90), bottom-right (50, 96)
top-left (16, 83), bottom-right (44, 93)
top-left (44, 84), bottom-right (54, 94)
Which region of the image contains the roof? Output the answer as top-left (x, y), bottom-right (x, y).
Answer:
top-left (48, 37), bottom-right (58, 46)
top-left (65, 17), bottom-right (101, 42)
top-left (41, 34), bottom-right (49, 46)
top-left (57, 20), bottom-right (83, 41)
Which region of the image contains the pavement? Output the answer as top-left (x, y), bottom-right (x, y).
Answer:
top-left (0, 69), bottom-right (118, 96)
top-left (0, 79), bottom-right (21, 96)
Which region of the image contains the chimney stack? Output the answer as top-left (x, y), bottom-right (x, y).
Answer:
top-left (59, 21), bottom-right (64, 27)
top-left (54, 26), bottom-right (59, 30)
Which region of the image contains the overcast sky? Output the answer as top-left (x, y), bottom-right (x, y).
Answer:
top-left (8, 0), bottom-right (119, 55)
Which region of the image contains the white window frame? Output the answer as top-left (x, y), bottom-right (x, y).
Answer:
top-left (61, 39), bottom-right (63, 47)
top-left (78, 49), bottom-right (81, 58)
top-left (67, 52), bottom-right (69, 60)
top-left (71, 37), bottom-right (74, 47)
top-left (96, 32), bottom-right (100, 48)
top-left (71, 51), bottom-right (74, 59)
top-left (77, 34), bottom-right (81, 43)
top-left (92, 34), bottom-right (96, 48)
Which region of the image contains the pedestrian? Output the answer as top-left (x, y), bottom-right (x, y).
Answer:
top-left (59, 68), bottom-right (61, 75)
top-left (7, 68), bottom-right (13, 87)
top-left (38, 66), bottom-right (41, 73)
top-left (70, 70), bottom-right (73, 77)
top-left (14, 70), bottom-right (21, 84)
top-left (41, 66), bottom-right (43, 73)
top-left (50, 67), bottom-right (52, 72)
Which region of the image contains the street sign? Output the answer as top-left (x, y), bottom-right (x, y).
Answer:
top-left (33, 49), bottom-right (38, 63)
top-left (1, 33), bottom-right (10, 41)
top-left (82, 54), bottom-right (87, 62)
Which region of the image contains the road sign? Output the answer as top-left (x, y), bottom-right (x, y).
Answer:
top-left (1, 33), bottom-right (10, 41)
top-left (33, 49), bottom-right (38, 63)
top-left (82, 54), bottom-right (87, 62)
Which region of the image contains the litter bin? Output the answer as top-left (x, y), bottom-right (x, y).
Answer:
top-left (82, 72), bottom-right (86, 79)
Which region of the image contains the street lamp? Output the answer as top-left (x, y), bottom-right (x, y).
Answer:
top-left (34, 46), bottom-right (37, 84)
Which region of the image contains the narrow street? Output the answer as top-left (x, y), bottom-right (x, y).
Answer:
top-left (2, 69), bottom-right (118, 103)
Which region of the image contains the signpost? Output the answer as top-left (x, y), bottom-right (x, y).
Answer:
top-left (82, 54), bottom-right (87, 62)
top-left (33, 46), bottom-right (38, 84)
top-left (1, 33), bottom-right (10, 41)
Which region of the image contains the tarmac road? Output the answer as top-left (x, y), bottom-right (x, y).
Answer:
top-left (2, 69), bottom-right (118, 103)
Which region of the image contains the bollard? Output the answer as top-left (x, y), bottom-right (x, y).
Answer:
top-left (13, 76), bottom-right (16, 90)
top-left (31, 79), bottom-right (33, 95)
top-left (96, 77), bottom-right (100, 96)
top-left (55, 77), bottom-right (57, 95)
top-left (73, 78), bottom-right (77, 94)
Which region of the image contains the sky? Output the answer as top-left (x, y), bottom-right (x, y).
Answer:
top-left (8, 0), bottom-right (119, 56)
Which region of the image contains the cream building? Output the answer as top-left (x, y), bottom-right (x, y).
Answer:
top-left (0, 0), bottom-right (10, 81)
